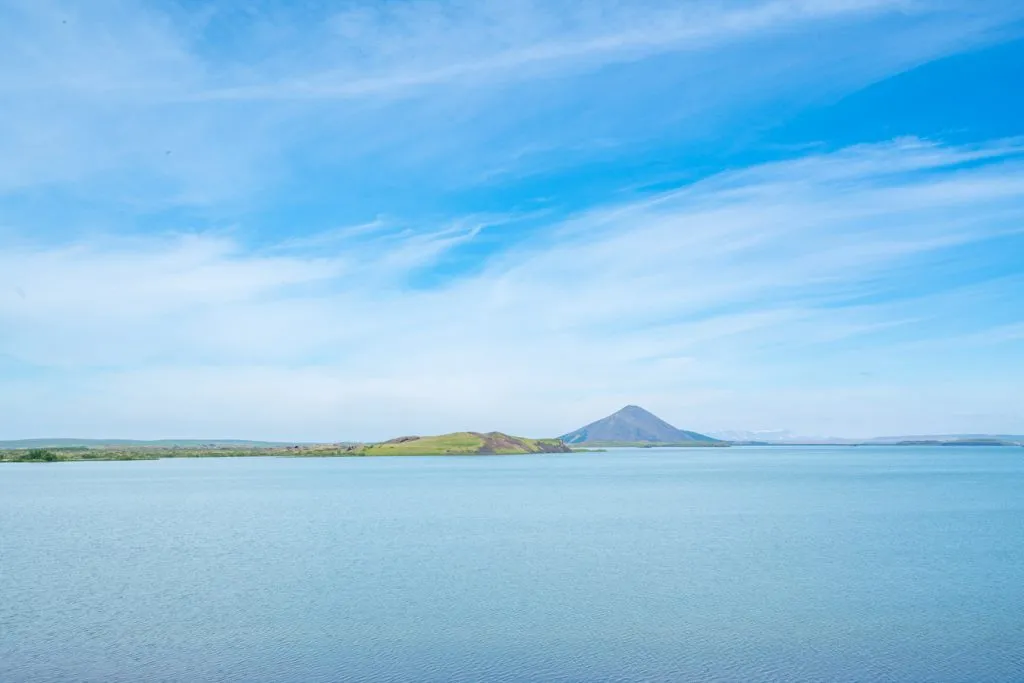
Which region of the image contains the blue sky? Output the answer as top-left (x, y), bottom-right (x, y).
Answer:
top-left (1, 0), bottom-right (1022, 440)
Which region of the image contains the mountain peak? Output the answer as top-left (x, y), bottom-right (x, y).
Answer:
top-left (616, 404), bottom-right (651, 415)
top-left (560, 405), bottom-right (718, 445)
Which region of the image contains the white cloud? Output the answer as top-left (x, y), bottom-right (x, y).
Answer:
top-left (1, 234), bottom-right (342, 320)
top-left (1, 139), bottom-right (1022, 439)
top-left (3, 1), bottom-right (1023, 439)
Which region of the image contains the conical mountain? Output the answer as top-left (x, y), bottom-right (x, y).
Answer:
top-left (560, 405), bottom-right (719, 445)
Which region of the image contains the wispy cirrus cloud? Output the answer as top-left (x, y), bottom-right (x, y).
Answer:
top-left (192, 0), bottom-right (924, 101)
top-left (1, 138), bottom-right (1021, 438)
top-left (1, 0), bottom-right (1021, 207)
top-left (2, 1), bottom-right (1023, 439)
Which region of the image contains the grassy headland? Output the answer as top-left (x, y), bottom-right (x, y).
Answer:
top-left (343, 432), bottom-right (571, 456)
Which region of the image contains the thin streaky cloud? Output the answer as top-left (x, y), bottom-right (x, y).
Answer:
top-left (1, 138), bottom-right (1022, 438)
top-left (189, 0), bottom-right (912, 102)
top-left (0, 1), bottom-right (1022, 439)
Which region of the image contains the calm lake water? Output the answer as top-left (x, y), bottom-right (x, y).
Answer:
top-left (2, 446), bottom-right (1023, 682)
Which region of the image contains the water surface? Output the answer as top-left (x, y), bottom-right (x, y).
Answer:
top-left (2, 446), bottom-right (1022, 682)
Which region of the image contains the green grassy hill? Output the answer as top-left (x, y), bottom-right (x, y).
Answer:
top-left (346, 432), bottom-right (571, 456)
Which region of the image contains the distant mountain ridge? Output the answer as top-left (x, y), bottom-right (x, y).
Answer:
top-left (865, 434), bottom-right (1024, 444)
top-left (708, 431), bottom-right (1024, 445)
top-left (561, 405), bottom-right (720, 445)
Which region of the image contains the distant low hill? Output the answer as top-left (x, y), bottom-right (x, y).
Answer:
top-left (709, 431), bottom-right (1024, 446)
top-left (866, 434), bottom-right (1024, 445)
top-left (346, 432), bottom-right (572, 456)
top-left (560, 405), bottom-right (721, 446)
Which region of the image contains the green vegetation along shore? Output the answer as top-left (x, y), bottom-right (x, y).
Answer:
top-left (0, 432), bottom-right (572, 462)
top-left (0, 445), bottom-right (337, 462)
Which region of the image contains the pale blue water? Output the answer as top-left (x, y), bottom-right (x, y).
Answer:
top-left (2, 446), bottom-right (1023, 683)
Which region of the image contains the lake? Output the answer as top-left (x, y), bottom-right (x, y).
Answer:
top-left (2, 446), bottom-right (1023, 682)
